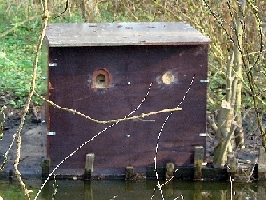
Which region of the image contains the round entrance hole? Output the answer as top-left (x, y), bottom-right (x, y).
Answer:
top-left (95, 74), bottom-right (106, 88)
top-left (91, 68), bottom-right (112, 89)
top-left (162, 71), bottom-right (174, 84)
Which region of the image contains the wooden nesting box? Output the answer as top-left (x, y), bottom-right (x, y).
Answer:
top-left (43, 22), bottom-right (211, 176)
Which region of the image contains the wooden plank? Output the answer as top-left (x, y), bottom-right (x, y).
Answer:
top-left (46, 22), bottom-right (211, 47)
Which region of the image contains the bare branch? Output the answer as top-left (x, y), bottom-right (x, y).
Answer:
top-left (34, 91), bottom-right (182, 124)
top-left (13, 1), bottom-right (49, 199)
top-left (207, 115), bottom-right (218, 134)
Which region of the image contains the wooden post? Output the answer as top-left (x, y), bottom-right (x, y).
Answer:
top-left (165, 163), bottom-right (175, 181)
top-left (42, 158), bottom-right (50, 179)
top-left (194, 146), bottom-right (204, 180)
top-left (227, 153), bottom-right (237, 178)
top-left (84, 153), bottom-right (94, 180)
top-left (125, 166), bottom-right (134, 180)
top-left (258, 147), bottom-right (266, 180)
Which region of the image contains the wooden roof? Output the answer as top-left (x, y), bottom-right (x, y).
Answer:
top-left (45, 22), bottom-right (211, 47)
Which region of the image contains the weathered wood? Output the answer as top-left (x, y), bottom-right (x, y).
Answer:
top-left (227, 153), bottom-right (238, 180)
top-left (46, 22), bottom-right (209, 176)
top-left (125, 166), bottom-right (134, 180)
top-left (165, 163), bottom-right (175, 180)
top-left (194, 146), bottom-right (204, 180)
top-left (258, 147), bottom-right (266, 180)
top-left (46, 22), bottom-right (211, 47)
top-left (84, 153), bottom-right (94, 180)
top-left (227, 154), bottom-right (237, 173)
top-left (42, 158), bottom-right (50, 179)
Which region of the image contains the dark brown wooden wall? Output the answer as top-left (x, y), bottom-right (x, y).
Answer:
top-left (47, 45), bottom-right (208, 175)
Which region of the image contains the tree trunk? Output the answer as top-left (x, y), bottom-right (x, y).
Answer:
top-left (233, 0), bottom-right (246, 149)
top-left (80, 0), bottom-right (99, 22)
top-left (213, 100), bottom-right (234, 167)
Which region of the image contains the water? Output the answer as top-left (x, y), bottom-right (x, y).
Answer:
top-left (0, 179), bottom-right (266, 200)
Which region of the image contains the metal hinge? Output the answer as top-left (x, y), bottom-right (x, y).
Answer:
top-left (49, 63), bottom-right (57, 67)
top-left (200, 79), bottom-right (209, 83)
top-left (199, 133), bottom-right (207, 137)
top-left (47, 132), bottom-right (56, 136)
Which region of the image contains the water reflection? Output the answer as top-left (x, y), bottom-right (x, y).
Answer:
top-left (40, 180), bottom-right (266, 200)
top-left (1, 179), bottom-right (266, 199)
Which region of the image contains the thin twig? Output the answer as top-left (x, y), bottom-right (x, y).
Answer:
top-left (34, 91), bottom-right (182, 124)
top-left (13, 1), bottom-right (49, 199)
top-left (34, 82), bottom-right (153, 200)
top-left (151, 75), bottom-right (195, 200)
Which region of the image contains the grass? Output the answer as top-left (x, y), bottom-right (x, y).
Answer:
top-left (0, 3), bottom-right (83, 108)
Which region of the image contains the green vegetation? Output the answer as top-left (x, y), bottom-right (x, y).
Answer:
top-left (0, 4), bottom-right (42, 108)
top-left (0, 180), bottom-right (41, 200)
top-left (0, 2), bottom-right (82, 108)
top-left (1, 0), bottom-right (265, 112)
top-left (0, 0), bottom-right (266, 198)
top-left (0, 1), bottom-right (265, 142)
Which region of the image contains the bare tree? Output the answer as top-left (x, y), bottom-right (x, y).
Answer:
top-left (79, 0), bottom-right (99, 22)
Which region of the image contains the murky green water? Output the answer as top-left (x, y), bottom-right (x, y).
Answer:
top-left (0, 179), bottom-right (266, 200)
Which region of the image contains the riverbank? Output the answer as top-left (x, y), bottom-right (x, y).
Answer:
top-left (0, 109), bottom-right (262, 181)
top-left (0, 113), bottom-right (45, 179)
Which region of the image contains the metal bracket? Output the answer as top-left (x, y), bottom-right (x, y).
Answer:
top-left (200, 80), bottom-right (209, 83)
top-left (199, 133), bottom-right (207, 137)
top-left (49, 63), bottom-right (57, 67)
top-left (47, 132), bottom-right (56, 136)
